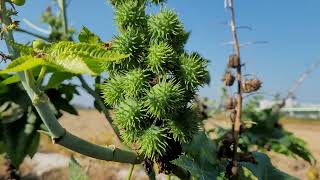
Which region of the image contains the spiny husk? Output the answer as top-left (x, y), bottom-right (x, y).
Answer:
top-left (228, 54), bottom-right (240, 68)
top-left (222, 71), bottom-right (235, 86)
top-left (241, 78), bottom-right (262, 93)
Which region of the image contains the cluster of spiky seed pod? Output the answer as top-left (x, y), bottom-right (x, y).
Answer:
top-left (101, 0), bottom-right (209, 169)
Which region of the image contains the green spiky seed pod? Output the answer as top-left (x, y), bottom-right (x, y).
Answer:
top-left (145, 80), bottom-right (184, 118)
top-left (177, 52), bottom-right (210, 91)
top-left (109, 0), bottom-right (146, 7)
top-left (138, 125), bottom-right (169, 159)
top-left (149, 0), bottom-right (166, 5)
top-left (148, 9), bottom-right (187, 51)
top-left (101, 74), bottom-right (125, 106)
top-left (123, 69), bottom-right (148, 97)
top-left (168, 109), bottom-right (201, 143)
top-left (114, 0), bottom-right (147, 31)
top-left (114, 98), bottom-right (145, 131)
top-left (111, 28), bottom-right (146, 70)
top-left (121, 129), bottom-right (142, 145)
top-left (147, 41), bottom-right (176, 74)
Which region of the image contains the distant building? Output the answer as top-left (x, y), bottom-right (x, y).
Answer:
top-left (259, 98), bottom-right (320, 119)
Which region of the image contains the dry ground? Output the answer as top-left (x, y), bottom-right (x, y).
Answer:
top-left (0, 109), bottom-right (319, 180)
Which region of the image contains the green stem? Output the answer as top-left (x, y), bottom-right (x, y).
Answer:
top-left (57, 0), bottom-right (68, 38)
top-left (15, 28), bottom-right (50, 42)
top-left (78, 75), bottom-right (122, 140)
top-left (127, 164), bottom-right (135, 180)
top-left (37, 66), bottom-right (47, 85)
top-left (78, 76), bottom-right (111, 122)
top-left (146, 169), bottom-right (156, 180)
top-left (0, 0), bottom-right (141, 164)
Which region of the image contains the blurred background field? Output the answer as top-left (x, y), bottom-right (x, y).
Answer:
top-left (0, 109), bottom-right (319, 180)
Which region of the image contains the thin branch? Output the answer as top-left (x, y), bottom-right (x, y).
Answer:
top-left (127, 164), bottom-right (135, 180)
top-left (239, 40), bottom-right (268, 48)
top-left (0, 0), bottom-right (141, 165)
top-left (236, 26), bottom-right (253, 31)
top-left (57, 0), bottom-right (68, 37)
top-left (227, 0), bottom-right (242, 177)
top-left (78, 75), bottom-right (122, 141)
top-left (22, 18), bottom-right (51, 34)
top-left (36, 66), bottom-right (47, 85)
top-left (15, 28), bottom-right (50, 41)
top-left (285, 60), bottom-right (320, 101)
top-left (0, 51), bottom-right (12, 62)
top-left (274, 60), bottom-right (320, 111)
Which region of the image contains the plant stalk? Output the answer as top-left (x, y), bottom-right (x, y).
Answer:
top-left (36, 66), bottom-right (47, 84)
top-left (227, 0), bottom-right (242, 177)
top-left (78, 75), bottom-right (122, 142)
top-left (15, 28), bottom-right (50, 42)
top-left (57, 0), bottom-right (68, 37)
top-left (56, 0), bottom-right (123, 143)
top-left (127, 164), bottom-right (135, 180)
top-left (0, 0), bottom-right (141, 165)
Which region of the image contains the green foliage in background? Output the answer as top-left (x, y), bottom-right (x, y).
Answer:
top-left (213, 96), bottom-right (314, 164)
top-left (240, 97), bottom-right (314, 163)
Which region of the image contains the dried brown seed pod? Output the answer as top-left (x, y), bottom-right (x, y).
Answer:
top-left (222, 71), bottom-right (235, 86)
top-left (241, 78), bottom-right (262, 93)
top-left (225, 97), bottom-right (237, 110)
top-left (229, 109), bottom-right (236, 123)
top-left (228, 54), bottom-right (240, 68)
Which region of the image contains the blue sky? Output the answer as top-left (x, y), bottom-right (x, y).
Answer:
top-left (1, 0), bottom-right (320, 106)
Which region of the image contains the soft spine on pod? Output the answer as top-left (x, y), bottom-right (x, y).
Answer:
top-left (102, 0), bottom-right (210, 174)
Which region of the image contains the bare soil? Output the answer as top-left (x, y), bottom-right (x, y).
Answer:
top-left (0, 109), bottom-right (319, 180)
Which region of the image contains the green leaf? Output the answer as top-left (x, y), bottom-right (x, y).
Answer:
top-left (78, 26), bottom-right (101, 44)
top-left (0, 56), bottom-right (49, 74)
top-left (239, 167), bottom-right (259, 180)
top-left (182, 132), bottom-right (218, 166)
top-left (46, 72), bottom-right (74, 89)
top-left (172, 155), bottom-right (221, 180)
top-left (172, 132), bottom-right (224, 180)
top-left (27, 132), bottom-right (40, 158)
top-left (45, 88), bottom-right (78, 115)
top-left (0, 141), bottom-right (5, 154)
top-left (69, 156), bottom-right (88, 180)
top-left (1, 42), bottom-right (129, 75)
top-left (47, 41), bottom-right (129, 75)
top-left (1, 109), bottom-right (41, 167)
top-left (1, 75), bottom-right (20, 85)
top-left (239, 152), bottom-right (298, 180)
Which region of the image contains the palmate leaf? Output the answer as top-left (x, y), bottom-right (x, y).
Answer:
top-left (239, 152), bottom-right (298, 180)
top-left (172, 155), bottom-right (225, 180)
top-left (269, 134), bottom-right (314, 163)
top-left (0, 42), bottom-right (129, 75)
top-left (172, 132), bottom-right (225, 180)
